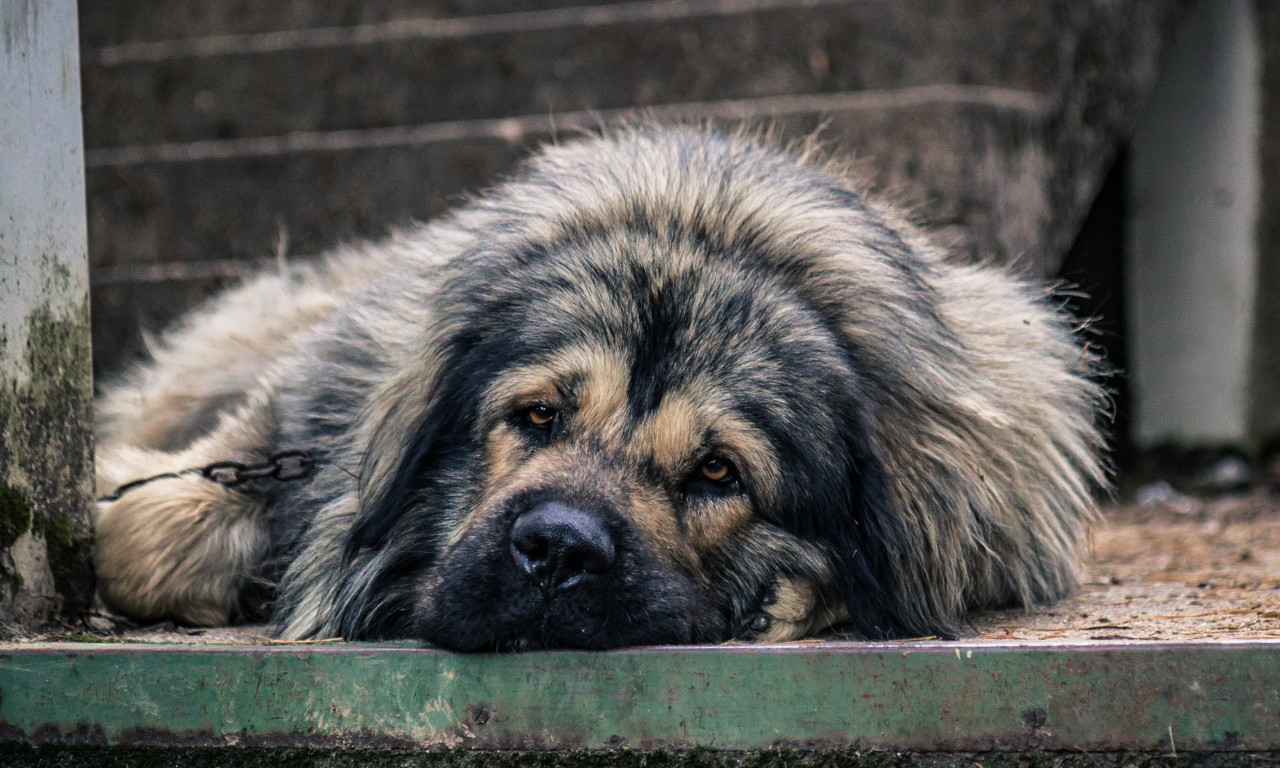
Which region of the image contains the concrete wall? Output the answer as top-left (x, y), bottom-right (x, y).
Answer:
top-left (1252, 2), bottom-right (1280, 451)
top-left (0, 0), bottom-right (96, 632)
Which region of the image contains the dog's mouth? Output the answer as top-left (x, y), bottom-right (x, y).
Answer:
top-left (411, 500), bottom-right (725, 651)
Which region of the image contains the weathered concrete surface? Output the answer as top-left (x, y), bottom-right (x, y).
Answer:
top-left (1123, 0), bottom-right (1280, 453)
top-left (0, 0), bottom-right (96, 633)
top-left (78, 0), bottom-right (1183, 375)
top-left (78, 0), bottom-right (606, 47)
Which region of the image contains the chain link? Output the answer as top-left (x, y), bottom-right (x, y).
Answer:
top-left (97, 450), bottom-right (317, 503)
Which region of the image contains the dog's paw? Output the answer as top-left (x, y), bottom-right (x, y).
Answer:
top-left (95, 472), bottom-right (266, 626)
top-left (736, 577), bottom-right (848, 643)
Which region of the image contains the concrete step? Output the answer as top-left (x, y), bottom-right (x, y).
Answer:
top-left (82, 96), bottom-right (1061, 367)
top-left (81, 1), bottom-right (1071, 149)
top-left (77, 0), bottom-right (1181, 375)
top-left (80, 0), bottom-right (618, 47)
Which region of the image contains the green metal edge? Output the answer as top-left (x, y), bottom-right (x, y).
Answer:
top-left (1, 640), bottom-right (1276, 752)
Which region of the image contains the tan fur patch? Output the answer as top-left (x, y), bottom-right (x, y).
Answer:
top-left (617, 479), bottom-right (698, 574)
top-left (682, 496), bottom-right (754, 552)
top-left (630, 391), bottom-right (702, 471)
top-left (95, 472), bottom-right (265, 626)
top-left (442, 426), bottom-right (530, 548)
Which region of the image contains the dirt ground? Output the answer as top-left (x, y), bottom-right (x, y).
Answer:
top-left (967, 487), bottom-right (1280, 642)
top-left (20, 485), bottom-right (1280, 647)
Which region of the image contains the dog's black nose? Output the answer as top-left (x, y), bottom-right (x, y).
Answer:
top-left (510, 502), bottom-right (616, 592)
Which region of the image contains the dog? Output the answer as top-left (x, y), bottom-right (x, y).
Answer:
top-left (93, 125), bottom-right (1108, 650)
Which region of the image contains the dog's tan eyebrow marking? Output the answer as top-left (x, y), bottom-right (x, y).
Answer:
top-left (631, 388), bottom-right (782, 505)
top-left (477, 343), bottom-right (630, 433)
top-left (631, 390), bottom-right (702, 471)
top-left (572, 346), bottom-right (630, 440)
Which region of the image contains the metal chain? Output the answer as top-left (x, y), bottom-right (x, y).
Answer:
top-left (96, 450), bottom-right (317, 503)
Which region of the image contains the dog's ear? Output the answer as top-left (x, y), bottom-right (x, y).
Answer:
top-left (823, 419), bottom-right (975, 641)
top-left (832, 445), bottom-right (919, 639)
top-left (776, 401), bottom-right (933, 640)
top-left (346, 337), bottom-right (471, 560)
top-left (810, 256), bottom-right (1106, 641)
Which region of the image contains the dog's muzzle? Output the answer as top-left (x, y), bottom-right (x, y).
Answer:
top-left (509, 502), bottom-right (617, 593)
top-left (414, 488), bottom-right (721, 650)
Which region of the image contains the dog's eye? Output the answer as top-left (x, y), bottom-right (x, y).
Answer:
top-left (700, 457), bottom-right (733, 484)
top-left (684, 456), bottom-right (743, 499)
top-left (524, 405), bottom-right (557, 428)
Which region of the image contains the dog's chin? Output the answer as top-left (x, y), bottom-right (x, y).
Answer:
top-left (410, 517), bottom-right (725, 652)
top-left (417, 594), bottom-right (714, 652)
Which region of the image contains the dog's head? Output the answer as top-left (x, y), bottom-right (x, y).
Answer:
top-left (352, 229), bottom-right (883, 650)
top-left (329, 128), bottom-right (1105, 650)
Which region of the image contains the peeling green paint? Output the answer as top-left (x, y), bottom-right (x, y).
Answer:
top-left (1, 642), bottom-right (1276, 753)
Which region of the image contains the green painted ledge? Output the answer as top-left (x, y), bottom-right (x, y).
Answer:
top-left (0, 639), bottom-right (1276, 758)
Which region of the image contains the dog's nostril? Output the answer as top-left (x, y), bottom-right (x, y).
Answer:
top-left (513, 536), bottom-right (549, 562)
top-left (510, 502), bottom-right (616, 590)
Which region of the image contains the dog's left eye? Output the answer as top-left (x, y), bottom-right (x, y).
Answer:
top-left (685, 456), bottom-right (742, 497)
top-left (513, 404), bottom-right (562, 443)
top-left (523, 405), bottom-right (557, 428)
top-left (700, 457), bottom-right (733, 483)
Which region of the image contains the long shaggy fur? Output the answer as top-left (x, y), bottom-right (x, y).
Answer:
top-left (94, 125), bottom-right (1107, 648)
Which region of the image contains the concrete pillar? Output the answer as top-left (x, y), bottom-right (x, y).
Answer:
top-left (0, 1), bottom-right (95, 632)
top-left (1251, 2), bottom-right (1280, 452)
top-left (1126, 0), bottom-right (1269, 450)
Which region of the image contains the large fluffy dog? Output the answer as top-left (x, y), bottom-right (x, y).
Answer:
top-left (94, 126), bottom-right (1107, 650)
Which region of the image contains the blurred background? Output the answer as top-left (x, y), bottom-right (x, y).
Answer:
top-left (77, 0), bottom-right (1279, 486)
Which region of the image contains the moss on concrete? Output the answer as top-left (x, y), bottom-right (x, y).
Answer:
top-left (0, 483), bottom-right (32, 552)
top-left (34, 507), bottom-right (95, 613)
top-left (0, 482), bottom-right (33, 587)
top-left (0, 299), bottom-right (95, 629)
